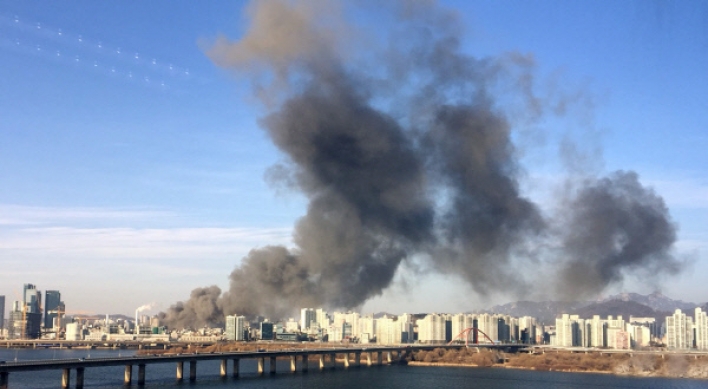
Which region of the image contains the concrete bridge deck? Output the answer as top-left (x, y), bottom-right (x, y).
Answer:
top-left (0, 343), bottom-right (525, 388)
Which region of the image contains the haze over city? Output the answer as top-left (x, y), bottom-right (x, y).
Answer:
top-left (1, 0), bottom-right (706, 319)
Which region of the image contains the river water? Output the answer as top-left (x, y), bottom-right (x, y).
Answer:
top-left (1, 348), bottom-right (705, 389)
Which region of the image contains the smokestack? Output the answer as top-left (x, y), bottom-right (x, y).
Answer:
top-left (135, 303), bottom-right (153, 334)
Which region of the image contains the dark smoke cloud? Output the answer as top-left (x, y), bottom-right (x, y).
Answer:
top-left (556, 171), bottom-right (680, 298)
top-left (423, 104), bottom-right (545, 294)
top-left (159, 0), bottom-right (682, 328)
top-left (158, 286), bottom-right (223, 329)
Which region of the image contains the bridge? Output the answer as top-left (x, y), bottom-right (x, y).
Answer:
top-left (0, 343), bottom-right (525, 388)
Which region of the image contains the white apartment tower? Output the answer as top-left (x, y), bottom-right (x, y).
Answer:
top-left (376, 315), bottom-right (402, 345)
top-left (666, 309), bottom-right (693, 349)
top-left (417, 313), bottom-right (446, 344)
top-left (694, 308), bottom-right (707, 350)
top-left (359, 314), bottom-right (376, 342)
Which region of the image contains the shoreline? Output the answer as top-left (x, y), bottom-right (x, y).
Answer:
top-left (407, 361), bottom-right (612, 374)
top-left (406, 356), bottom-right (708, 380)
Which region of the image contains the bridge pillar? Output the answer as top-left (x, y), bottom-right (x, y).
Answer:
top-left (330, 353), bottom-right (337, 369)
top-left (270, 356), bottom-right (277, 374)
top-left (61, 368), bottom-right (70, 389)
top-left (232, 358), bottom-right (240, 378)
top-left (366, 352), bottom-right (372, 366)
top-left (343, 352), bottom-right (350, 368)
top-left (386, 351), bottom-right (392, 364)
top-left (319, 354), bottom-right (325, 370)
top-left (124, 365), bottom-right (132, 385)
top-left (137, 364), bottom-right (146, 385)
top-left (220, 360), bottom-right (227, 377)
top-left (290, 355), bottom-right (297, 372)
top-left (257, 358), bottom-right (264, 375)
top-left (0, 372), bottom-right (8, 389)
top-left (76, 367), bottom-right (85, 389)
top-left (355, 352), bottom-right (361, 367)
top-left (301, 354), bottom-right (308, 372)
top-left (176, 361), bottom-right (184, 381)
top-left (377, 351), bottom-right (382, 365)
top-left (189, 360), bottom-right (197, 382)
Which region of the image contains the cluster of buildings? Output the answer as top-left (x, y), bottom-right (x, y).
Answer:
top-left (0, 284), bottom-right (65, 339)
top-left (0, 283), bottom-right (166, 342)
top-left (2, 285), bottom-right (706, 351)
top-left (549, 308), bottom-right (708, 350)
top-left (665, 308), bottom-right (708, 350)
top-left (551, 314), bottom-right (657, 349)
top-left (219, 308), bottom-right (541, 346)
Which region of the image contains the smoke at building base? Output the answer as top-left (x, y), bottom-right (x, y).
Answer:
top-left (159, 1), bottom-right (682, 329)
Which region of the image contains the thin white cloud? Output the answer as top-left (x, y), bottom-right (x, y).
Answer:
top-left (0, 204), bottom-right (173, 226)
top-left (0, 223), bottom-right (294, 314)
top-left (0, 226), bottom-right (292, 259)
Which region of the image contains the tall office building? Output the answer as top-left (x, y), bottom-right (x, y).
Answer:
top-left (225, 315), bottom-right (247, 341)
top-left (22, 283), bottom-right (42, 338)
top-left (0, 295), bottom-right (5, 330)
top-left (23, 284), bottom-right (40, 313)
top-left (300, 308), bottom-right (316, 332)
top-left (260, 321), bottom-right (274, 340)
top-left (44, 290), bottom-right (63, 329)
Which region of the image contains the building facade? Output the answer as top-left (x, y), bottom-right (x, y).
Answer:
top-left (225, 315), bottom-right (246, 341)
top-left (44, 290), bottom-right (62, 329)
top-left (666, 309), bottom-right (693, 349)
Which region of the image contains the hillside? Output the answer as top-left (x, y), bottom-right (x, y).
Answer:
top-left (484, 292), bottom-right (701, 323)
top-left (570, 299), bottom-right (666, 322)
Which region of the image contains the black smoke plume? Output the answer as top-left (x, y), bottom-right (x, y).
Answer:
top-left (159, 0), bottom-right (681, 328)
top-left (556, 171), bottom-right (681, 298)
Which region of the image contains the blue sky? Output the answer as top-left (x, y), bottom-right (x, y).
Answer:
top-left (1, 0), bottom-right (707, 317)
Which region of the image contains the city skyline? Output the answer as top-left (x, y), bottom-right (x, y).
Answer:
top-left (1, 1), bottom-right (707, 316)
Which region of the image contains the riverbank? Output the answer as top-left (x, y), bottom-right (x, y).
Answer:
top-left (405, 348), bottom-right (708, 379)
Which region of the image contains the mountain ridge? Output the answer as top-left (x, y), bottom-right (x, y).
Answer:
top-left (483, 292), bottom-right (704, 324)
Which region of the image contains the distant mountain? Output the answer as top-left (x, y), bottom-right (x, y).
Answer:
top-left (570, 300), bottom-right (663, 322)
top-left (483, 300), bottom-right (591, 324)
top-left (598, 292), bottom-right (697, 312)
top-left (484, 292), bottom-right (702, 324)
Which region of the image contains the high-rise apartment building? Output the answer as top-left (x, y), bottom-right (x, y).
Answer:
top-left (398, 313), bottom-right (415, 343)
top-left (666, 309), bottom-right (693, 349)
top-left (358, 314), bottom-right (376, 343)
top-left (694, 308), bottom-right (707, 350)
top-left (225, 315), bottom-right (247, 341)
top-left (416, 313), bottom-right (447, 344)
top-left (316, 308), bottom-right (330, 330)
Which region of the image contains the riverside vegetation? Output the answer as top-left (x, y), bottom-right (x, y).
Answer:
top-left (406, 348), bottom-right (708, 379)
top-left (142, 344), bottom-right (708, 379)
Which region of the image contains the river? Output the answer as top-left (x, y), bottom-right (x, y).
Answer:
top-left (1, 348), bottom-right (705, 388)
